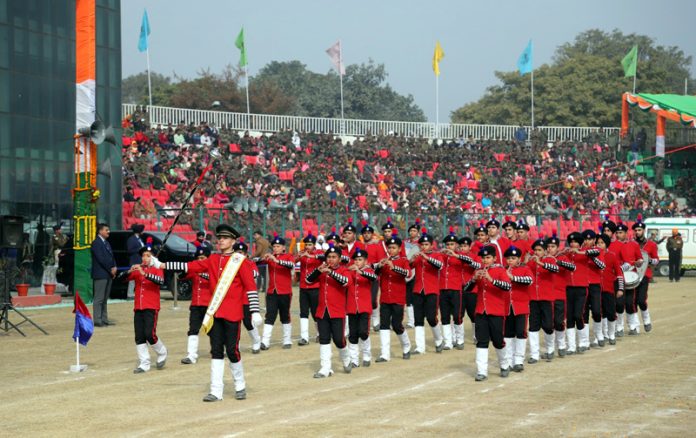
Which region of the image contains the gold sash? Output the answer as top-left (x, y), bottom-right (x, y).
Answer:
top-left (201, 253), bottom-right (245, 334)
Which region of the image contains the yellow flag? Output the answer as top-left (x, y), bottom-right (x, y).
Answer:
top-left (432, 41), bottom-right (445, 76)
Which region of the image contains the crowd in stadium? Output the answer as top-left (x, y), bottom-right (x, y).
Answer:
top-left (120, 108), bottom-right (690, 237)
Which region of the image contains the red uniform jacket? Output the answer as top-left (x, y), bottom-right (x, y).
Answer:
top-left (460, 252), bottom-right (482, 292)
top-left (475, 265), bottom-right (512, 316)
top-left (554, 254), bottom-right (573, 300)
top-left (128, 265), bottom-right (164, 310)
top-left (267, 253), bottom-right (294, 295)
top-left (487, 236), bottom-right (511, 265)
top-left (377, 256), bottom-right (410, 305)
top-left (297, 250), bottom-right (324, 289)
top-left (307, 265), bottom-right (351, 319)
top-left (341, 241), bottom-right (365, 264)
top-left (183, 253), bottom-right (257, 322)
top-left (618, 240), bottom-right (642, 267)
top-left (514, 239), bottom-right (533, 257)
top-left (528, 256), bottom-right (559, 301)
top-left (564, 250), bottom-right (590, 287)
top-left (584, 247), bottom-right (605, 285)
top-left (182, 270), bottom-right (211, 307)
top-left (439, 253), bottom-right (464, 291)
top-left (411, 251), bottom-right (443, 294)
top-left (347, 268), bottom-right (376, 314)
top-left (600, 248), bottom-right (625, 294)
top-left (636, 239), bottom-right (659, 279)
top-left (241, 257), bottom-right (257, 305)
top-left (508, 265), bottom-right (533, 315)
top-left (368, 240), bottom-right (406, 265)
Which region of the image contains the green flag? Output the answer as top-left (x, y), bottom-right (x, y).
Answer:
top-left (235, 28), bottom-right (247, 67)
top-left (621, 45), bottom-right (637, 78)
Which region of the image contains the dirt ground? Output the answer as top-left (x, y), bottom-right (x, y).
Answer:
top-left (2, 278), bottom-right (695, 437)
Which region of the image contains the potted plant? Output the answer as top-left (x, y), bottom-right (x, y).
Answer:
top-left (0, 258), bottom-right (29, 297)
top-left (42, 254), bottom-right (58, 295)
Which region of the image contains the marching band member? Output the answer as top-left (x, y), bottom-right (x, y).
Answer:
top-left (581, 230), bottom-right (605, 349)
top-left (233, 239), bottom-right (262, 354)
top-left (503, 246), bottom-right (533, 372)
top-left (632, 216), bottom-right (659, 333)
top-left (502, 217), bottom-right (517, 241)
top-left (346, 248), bottom-right (377, 367)
top-left (410, 228), bottom-right (444, 354)
top-left (128, 241), bottom-right (167, 373)
top-left (485, 215), bottom-right (511, 265)
top-left (472, 222), bottom-right (488, 254)
top-left (515, 220), bottom-right (533, 257)
top-left (306, 244), bottom-right (352, 377)
top-left (614, 221), bottom-right (644, 336)
top-left (597, 233), bottom-right (624, 345)
top-left (563, 232), bottom-right (592, 355)
top-left (439, 228), bottom-right (465, 350)
top-left (340, 218), bottom-right (365, 263)
top-left (260, 234), bottom-right (295, 350)
top-left (296, 232), bottom-right (323, 346)
top-left (526, 237), bottom-right (559, 363)
top-left (403, 219), bottom-right (422, 329)
top-left (547, 233), bottom-right (570, 358)
top-left (375, 236), bottom-right (412, 362)
top-left (601, 216), bottom-right (618, 338)
top-left (473, 246), bottom-right (512, 381)
top-left (369, 217), bottom-right (406, 331)
top-left (361, 221), bottom-right (382, 331)
top-left (156, 224), bottom-right (262, 401)
top-left (180, 246), bottom-right (212, 364)
top-left (459, 236), bottom-right (482, 346)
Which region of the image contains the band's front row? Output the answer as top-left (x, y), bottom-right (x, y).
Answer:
top-left (127, 215), bottom-right (657, 401)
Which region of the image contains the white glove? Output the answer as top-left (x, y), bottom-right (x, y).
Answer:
top-left (251, 312), bottom-right (263, 328)
top-left (150, 256), bottom-right (162, 269)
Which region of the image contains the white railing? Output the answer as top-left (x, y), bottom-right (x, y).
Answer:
top-left (122, 103), bottom-right (620, 141)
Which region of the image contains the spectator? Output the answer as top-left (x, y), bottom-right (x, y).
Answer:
top-left (91, 223), bottom-right (117, 327)
top-left (666, 229), bottom-right (683, 282)
top-left (252, 231), bottom-right (271, 292)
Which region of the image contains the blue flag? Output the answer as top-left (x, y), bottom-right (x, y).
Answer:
top-left (73, 293), bottom-right (94, 346)
top-left (517, 40), bottom-right (533, 75)
top-left (138, 9), bottom-right (150, 53)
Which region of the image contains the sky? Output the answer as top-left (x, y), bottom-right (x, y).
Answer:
top-left (121, 0), bottom-right (696, 123)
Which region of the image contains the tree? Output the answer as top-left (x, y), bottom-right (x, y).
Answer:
top-left (253, 60), bottom-right (426, 121)
top-left (121, 71), bottom-right (174, 106)
top-left (451, 29), bottom-right (695, 127)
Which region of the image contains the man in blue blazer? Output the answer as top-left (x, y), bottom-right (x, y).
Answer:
top-left (126, 223), bottom-right (146, 299)
top-left (91, 223), bottom-right (117, 326)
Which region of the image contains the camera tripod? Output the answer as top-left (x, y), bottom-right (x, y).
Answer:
top-left (0, 258), bottom-right (48, 336)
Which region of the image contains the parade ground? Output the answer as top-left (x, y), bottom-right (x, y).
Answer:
top-left (2, 277), bottom-right (695, 437)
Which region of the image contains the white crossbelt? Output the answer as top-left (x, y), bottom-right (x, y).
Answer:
top-left (202, 253), bottom-right (245, 334)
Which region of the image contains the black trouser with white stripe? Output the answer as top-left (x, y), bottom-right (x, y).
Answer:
top-left (475, 313), bottom-right (505, 349)
top-left (413, 291), bottom-right (439, 327)
top-left (134, 309), bottom-right (159, 345)
top-left (208, 318), bottom-right (241, 362)
top-left (528, 300), bottom-right (553, 335)
top-left (460, 290), bottom-right (477, 324)
top-left (439, 289), bottom-right (461, 325)
top-left (566, 286), bottom-right (587, 329)
top-left (299, 287), bottom-right (319, 321)
top-left (265, 292), bottom-right (292, 324)
top-left (504, 310), bottom-right (528, 339)
top-left (187, 305), bottom-right (206, 336)
top-left (348, 312), bottom-right (370, 344)
top-left (380, 303), bottom-right (405, 334)
top-left (584, 284), bottom-right (602, 323)
top-left (318, 309), bottom-right (345, 348)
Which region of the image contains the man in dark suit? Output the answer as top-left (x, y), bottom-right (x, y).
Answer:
top-left (91, 223), bottom-right (117, 326)
top-left (126, 224), bottom-right (146, 299)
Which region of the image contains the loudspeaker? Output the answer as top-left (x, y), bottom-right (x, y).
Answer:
top-left (0, 216), bottom-right (24, 248)
top-left (77, 120), bottom-right (117, 145)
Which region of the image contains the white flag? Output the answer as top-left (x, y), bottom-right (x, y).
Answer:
top-left (326, 40), bottom-right (345, 76)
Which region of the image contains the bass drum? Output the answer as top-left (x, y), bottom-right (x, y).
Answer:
top-left (624, 250), bottom-right (649, 289)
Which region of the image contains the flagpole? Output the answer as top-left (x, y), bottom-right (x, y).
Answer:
top-left (632, 74), bottom-right (636, 94)
top-left (244, 63), bottom-right (250, 130)
top-left (146, 47), bottom-right (153, 110)
top-left (339, 40), bottom-right (345, 137)
top-left (76, 337), bottom-right (80, 368)
top-left (435, 74), bottom-right (440, 139)
top-left (685, 77), bottom-right (688, 95)
top-left (531, 71), bottom-right (535, 128)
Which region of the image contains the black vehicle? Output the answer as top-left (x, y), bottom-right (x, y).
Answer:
top-left (58, 231), bottom-right (198, 300)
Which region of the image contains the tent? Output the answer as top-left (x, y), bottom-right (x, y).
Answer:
top-left (621, 93), bottom-right (696, 156)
